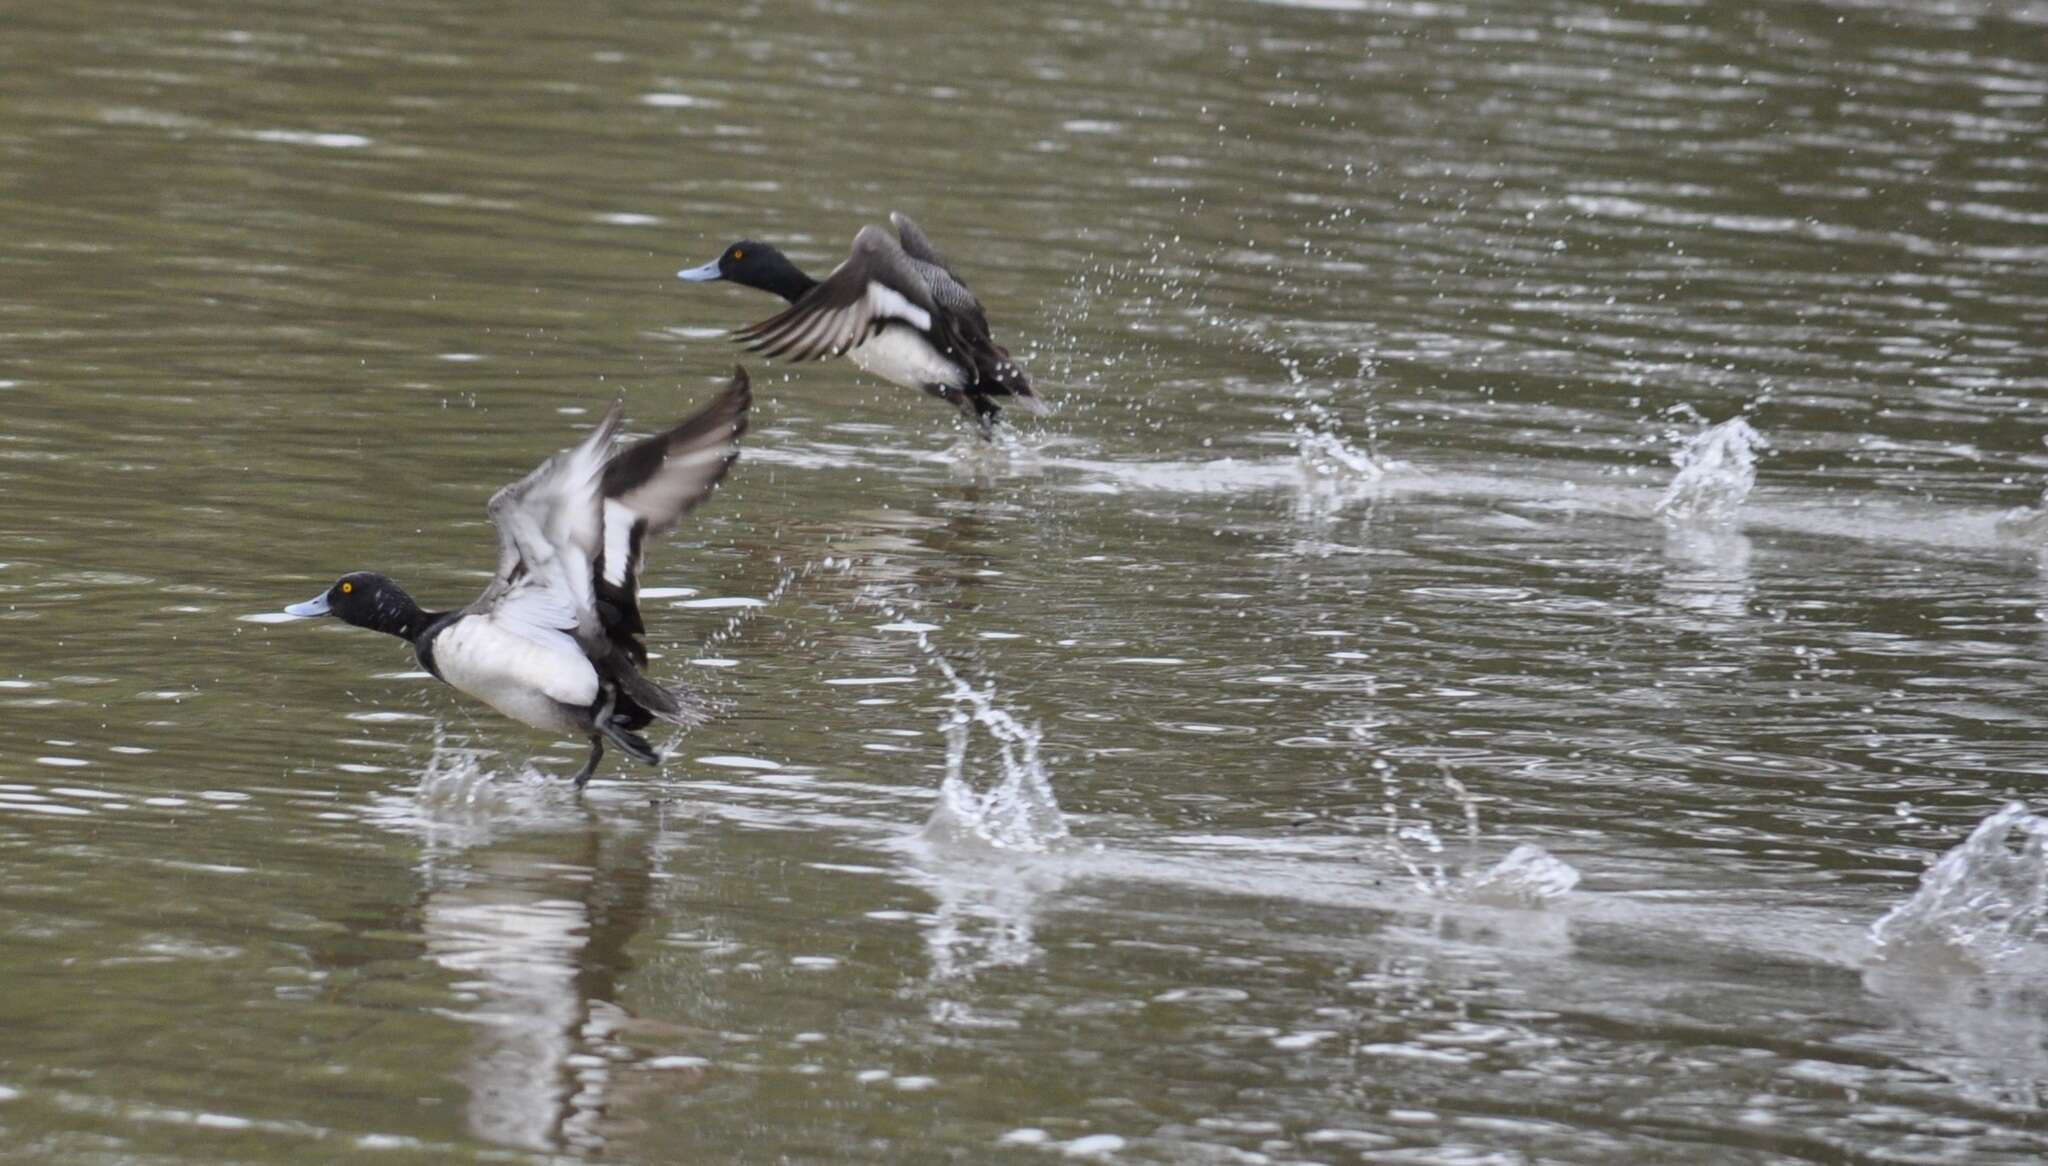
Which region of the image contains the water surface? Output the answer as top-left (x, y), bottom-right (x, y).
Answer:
top-left (4, 0), bottom-right (2048, 1161)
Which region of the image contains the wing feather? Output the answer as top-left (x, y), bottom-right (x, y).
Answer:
top-left (601, 367), bottom-right (751, 541)
top-left (890, 212), bottom-right (1042, 406)
top-left (478, 403), bottom-right (622, 656)
top-left (592, 368), bottom-right (753, 665)
top-left (729, 225), bottom-right (940, 363)
top-left (889, 212), bottom-right (951, 272)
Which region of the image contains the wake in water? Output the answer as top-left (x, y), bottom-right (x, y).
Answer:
top-left (1870, 802), bottom-right (2048, 970)
top-left (1993, 485), bottom-right (2048, 550)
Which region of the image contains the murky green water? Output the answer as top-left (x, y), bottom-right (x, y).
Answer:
top-left (6, 0), bottom-right (2048, 1161)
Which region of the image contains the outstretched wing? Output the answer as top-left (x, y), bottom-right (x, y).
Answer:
top-left (595, 368), bottom-right (753, 666)
top-left (479, 403), bottom-right (623, 662)
top-left (730, 225), bottom-right (946, 363)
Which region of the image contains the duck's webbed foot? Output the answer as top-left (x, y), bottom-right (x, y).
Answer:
top-left (568, 737), bottom-right (604, 790)
top-left (591, 681), bottom-right (660, 768)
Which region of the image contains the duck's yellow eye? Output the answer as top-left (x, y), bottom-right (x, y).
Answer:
top-left (731, 248), bottom-right (745, 261)
top-left (339, 581), bottom-right (354, 595)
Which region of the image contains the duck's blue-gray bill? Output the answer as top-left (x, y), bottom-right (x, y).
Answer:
top-left (676, 259), bottom-right (724, 282)
top-left (284, 593), bottom-right (332, 617)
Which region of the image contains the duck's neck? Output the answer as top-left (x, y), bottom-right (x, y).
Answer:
top-left (753, 254), bottom-right (818, 304)
top-left (353, 584), bottom-right (440, 644)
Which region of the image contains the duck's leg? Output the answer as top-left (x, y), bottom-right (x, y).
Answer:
top-left (590, 679), bottom-right (661, 767)
top-left (970, 395), bottom-right (1002, 440)
top-left (930, 385), bottom-right (997, 441)
top-left (566, 684), bottom-right (622, 790)
top-left (569, 736), bottom-right (604, 789)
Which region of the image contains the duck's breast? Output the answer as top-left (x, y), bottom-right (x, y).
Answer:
top-left (430, 614), bottom-right (599, 734)
top-left (849, 323), bottom-right (963, 391)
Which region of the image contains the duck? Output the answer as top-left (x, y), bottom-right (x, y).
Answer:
top-left (283, 368), bottom-right (753, 788)
top-left (677, 212), bottom-right (1045, 436)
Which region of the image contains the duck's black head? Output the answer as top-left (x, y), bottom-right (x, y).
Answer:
top-left (285, 571), bottom-right (433, 641)
top-left (677, 240), bottom-right (817, 303)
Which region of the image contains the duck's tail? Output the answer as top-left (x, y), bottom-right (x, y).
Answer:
top-left (981, 346), bottom-right (1047, 416)
top-left (606, 655), bottom-right (711, 731)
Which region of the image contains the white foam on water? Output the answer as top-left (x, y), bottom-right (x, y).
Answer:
top-left (248, 128), bottom-right (372, 149)
top-left (696, 755), bottom-right (781, 771)
top-left (1870, 802), bottom-right (2048, 971)
top-left (638, 92), bottom-right (716, 108)
top-left (1061, 1133), bottom-right (1127, 1158)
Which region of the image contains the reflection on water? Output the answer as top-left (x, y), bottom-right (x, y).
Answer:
top-left (384, 748), bottom-right (659, 1154)
top-left (1659, 523), bottom-right (1755, 625)
top-left (426, 866), bottom-right (599, 1151)
top-left (5, 0), bottom-right (2048, 1159)
top-left (1862, 969), bottom-right (2048, 1113)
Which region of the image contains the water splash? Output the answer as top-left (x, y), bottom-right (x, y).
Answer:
top-left (1455, 843), bottom-right (1583, 907)
top-left (1376, 759), bottom-right (1459, 893)
top-left (871, 634), bottom-right (1070, 985)
top-left (919, 651), bottom-right (1068, 854)
top-left (358, 733), bottom-right (578, 852)
top-left (1655, 414), bottom-right (1763, 525)
top-left (943, 423), bottom-right (1046, 481)
top-left (1374, 756), bottom-right (1578, 907)
top-left (1870, 802), bottom-right (2048, 970)
top-left (1289, 400), bottom-right (1394, 512)
top-left (692, 559), bottom-right (813, 661)
top-left (654, 561), bottom-right (819, 751)
top-left (1297, 428), bottom-right (1388, 485)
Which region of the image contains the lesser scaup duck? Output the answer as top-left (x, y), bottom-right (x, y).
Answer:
top-left (284, 369), bottom-right (753, 788)
top-left (677, 212), bottom-right (1045, 436)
